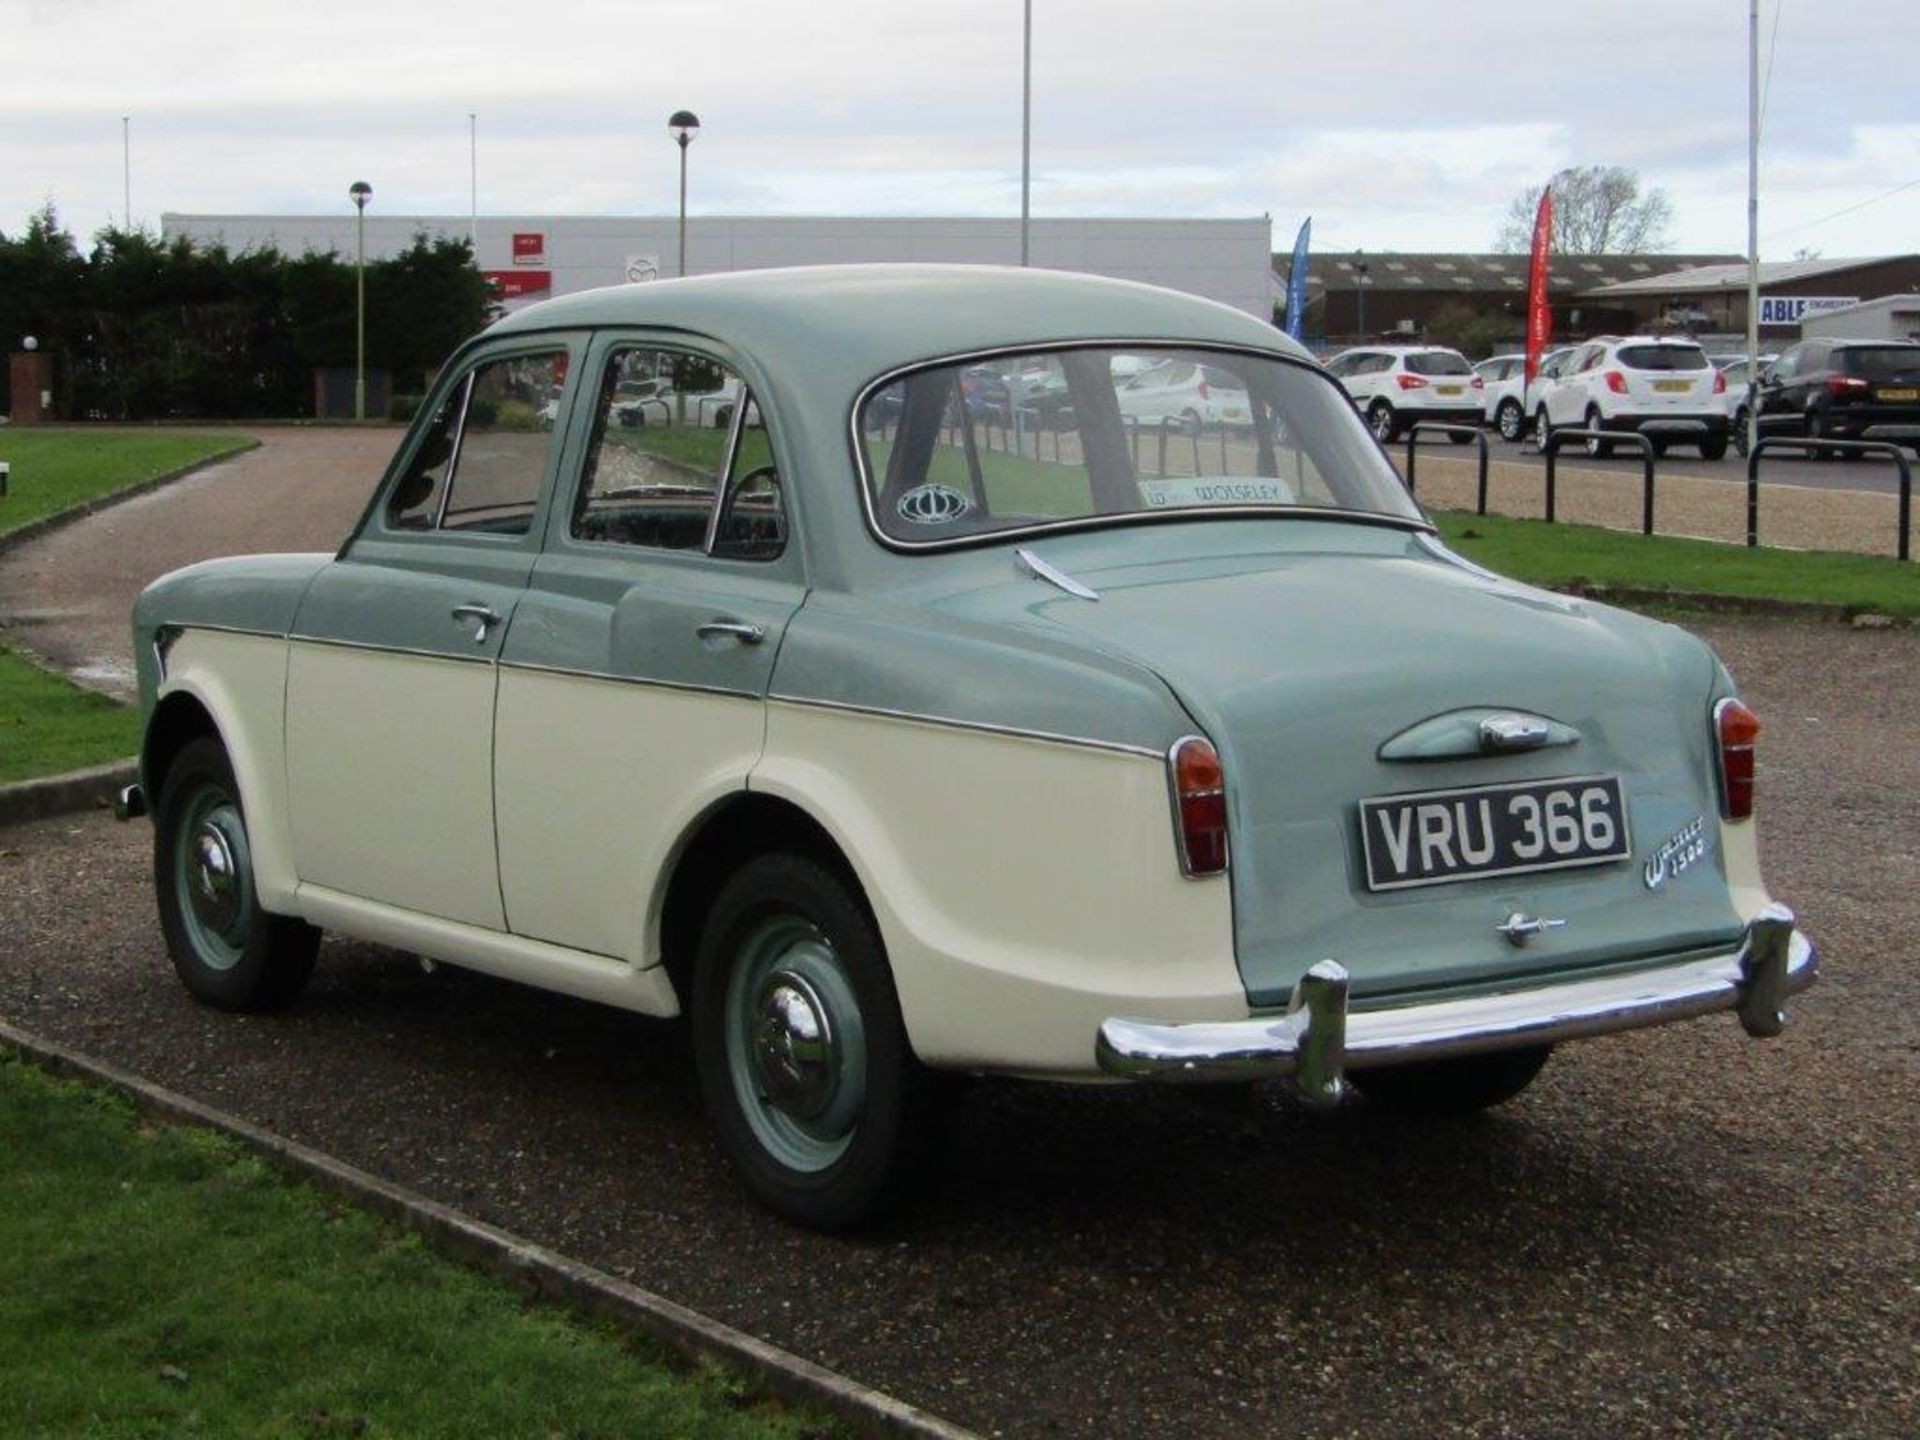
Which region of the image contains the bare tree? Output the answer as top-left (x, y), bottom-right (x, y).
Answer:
top-left (1495, 166), bottom-right (1675, 254)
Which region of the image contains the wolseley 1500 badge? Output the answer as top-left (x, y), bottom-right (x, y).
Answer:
top-left (1644, 815), bottom-right (1711, 891)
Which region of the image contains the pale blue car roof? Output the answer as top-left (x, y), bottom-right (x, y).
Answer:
top-left (487, 263), bottom-right (1306, 390)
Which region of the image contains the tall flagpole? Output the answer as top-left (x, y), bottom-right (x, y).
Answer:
top-left (1745, 0), bottom-right (1761, 456)
top-left (122, 116), bottom-right (131, 230)
top-left (469, 112), bottom-right (478, 253)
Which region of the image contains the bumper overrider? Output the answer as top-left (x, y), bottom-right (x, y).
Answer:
top-left (1096, 904), bottom-right (1815, 1103)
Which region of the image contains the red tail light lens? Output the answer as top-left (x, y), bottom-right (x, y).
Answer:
top-left (1396, 373), bottom-right (1428, 391)
top-left (1826, 374), bottom-right (1869, 396)
top-left (1714, 698), bottom-right (1760, 820)
top-left (1604, 370), bottom-right (1629, 395)
top-left (1471, 375), bottom-right (1485, 389)
top-left (1713, 370), bottom-right (1728, 394)
top-left (1169, 736), bottom-right (1229, 875)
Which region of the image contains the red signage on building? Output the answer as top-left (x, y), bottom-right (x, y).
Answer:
top-left (484, 269), bottom-right (553, 298)
top-left (511, 232), bottom-right (545, 266)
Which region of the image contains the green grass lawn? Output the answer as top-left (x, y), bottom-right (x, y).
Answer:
top-left (0, 643), bottom-right (139, 783)
top-left (0, 429), bottom-right (255, 539)
top-left (1434, 509), bottom-right (1920, 618)
top-left (0, 1056), bottom-right (829, 1439)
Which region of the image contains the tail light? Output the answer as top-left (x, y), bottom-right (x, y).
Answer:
top-left (1712, 370), bottom-right (1727, 394)
top-left (1714, 698), bottom-right (1760, 820)
top-left (1396, 373), bottom-right (1429, 391)
top-left (1470, 375), bottom-right (1485, 389)
top-left (1826, 374), bottom-right (1869, 396)
top-left (1168, 736), bottom-right (1229, 875)
top-left (1604, 370), bottom-right (1629, 395)
top-left (1198, 378), bottom-right (1211, 399)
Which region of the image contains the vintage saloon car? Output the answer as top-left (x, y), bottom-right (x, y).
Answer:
top-left (121, 266), bottom-right (1815, 1229)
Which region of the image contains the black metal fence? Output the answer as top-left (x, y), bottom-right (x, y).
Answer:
top-left (1747, 437), bottom-right (1914, 561)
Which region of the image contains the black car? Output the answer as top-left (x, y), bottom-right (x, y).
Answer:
top-left (1746, 339), bottom-right (1920, 456)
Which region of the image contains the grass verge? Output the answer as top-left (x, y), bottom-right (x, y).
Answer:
top-left (0, 643), bottom-right (139, 784)
top-left (1433, 509), bottom-right (1920, 618)
top-left (0, 1054), bottom-right (829, 1439)
top-left (0, 429), bottom-right (254, 539)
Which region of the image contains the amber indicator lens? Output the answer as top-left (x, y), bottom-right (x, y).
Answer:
top-left (1171, 736), bottom-right (1228, 874)
top-left (1715, 698), bottom-right (1760, 820)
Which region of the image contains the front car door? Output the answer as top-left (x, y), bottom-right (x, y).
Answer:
top-left (285, 339), bottom-right (581, 929)
top-left (492, 337), bottom-right (806, 965)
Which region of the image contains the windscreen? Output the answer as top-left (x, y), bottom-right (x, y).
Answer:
top-left (1405, 350), bottom-right (1473, 377)
top-left (1841, 346), bottom-right (1920, 381)
top-left (858, 346), bottom-right (1422, 546)
top-left (1618, 344), bottom-right (1710, 372)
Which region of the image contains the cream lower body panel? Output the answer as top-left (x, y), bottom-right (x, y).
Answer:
top-left (159, 631), bottom-right (298, 911)
top-left (295, 884), bottom-right (680, 1017)
top-left (754, 702), bottom-right (1245, 1077)
top-left (1719, 816), bottom-right (1775, 923)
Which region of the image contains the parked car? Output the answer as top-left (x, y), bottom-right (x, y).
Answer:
top-left (119, 265), bottom-right (1814, 1230)
top-left (1535, 336), bottom-right (1729, 459)
top-left (1747, 339), bottom-right (1920, 458)
top-left (1325, 345), bottom-right (1483, 443)
top-left (1521, 346), bottom-right (1580, 440)
top-left (1474, 354), bottom-right (1528, 441)
top-left (1114, 357), bottom-right (1253, 432)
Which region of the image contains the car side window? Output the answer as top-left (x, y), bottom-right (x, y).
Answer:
top-left (387, 350), bottom-right (567, 535)
top-left (572, 347), bottom-right (745, 552)
top-left (1771, 346), bottom-right (1801, 381)
top-left (710, 399), bottom-right (786, 562)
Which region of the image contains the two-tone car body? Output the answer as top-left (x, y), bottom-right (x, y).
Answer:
top-left (123, 265), bottom-right (1815, 1228)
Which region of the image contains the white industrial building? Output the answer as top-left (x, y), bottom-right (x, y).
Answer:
top-left (161, 213), bottom-right (1276, 319)
top-left (1799, 293), bottom-right (1920, 344)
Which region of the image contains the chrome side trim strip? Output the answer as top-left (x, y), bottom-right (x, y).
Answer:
top-left (765, 694), bottom-right (1163, 758)
top-left (169, 622), bottom-right (285, 642)
top-left (287, 633), bottom-right (493, 666)
top-left (1096, 906), bottom-right (1816, 1092)
top-left (499, 658), bottom-right (761, 703)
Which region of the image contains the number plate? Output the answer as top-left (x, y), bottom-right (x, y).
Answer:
top-left (1359, 776), bottom-right (1631, 892)
top-left (1653, 379), bottom-right (1691, 393)
top-left (1436, 384), bottom-right (1464, 396)
top-left (1875, 387), bottom-right (1918, 402)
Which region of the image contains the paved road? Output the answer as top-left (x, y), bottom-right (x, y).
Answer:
top-left (0, 427), bottom-right (399, 697)
top-left (1, 516), bottom-right (1915, 1436)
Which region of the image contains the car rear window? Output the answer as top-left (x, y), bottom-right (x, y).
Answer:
top-left (1404, 351), bottom-right (1472, 377)
top-left (1617, 345), bottom-right (1709, 372)
top-left (1840, 346), bottom-right (1920, 381)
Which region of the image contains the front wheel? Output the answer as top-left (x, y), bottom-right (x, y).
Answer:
top-left (1367, 400), bottom-right (1397, 444)
top-left (692, 853), bottom-right (931, 1230)
top-left (1496, 400), bottom-right (1526, 443)
top-left (154, 736), bottom-right (319, 1011)
top-left (1583, 407), bottom-right (1614, 458)
top-left (1349, 1045), bottom-right (1552, 1115)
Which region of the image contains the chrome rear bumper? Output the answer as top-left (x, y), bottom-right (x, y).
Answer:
top-left (1096, 905), bottom-right (1815, 1102)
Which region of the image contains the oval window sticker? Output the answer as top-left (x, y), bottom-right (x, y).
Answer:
top-left (896, 483), bottom-right (973, 525)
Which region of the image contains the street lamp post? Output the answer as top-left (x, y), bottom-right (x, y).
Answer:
top-left (350, 181), bottom-right (372, 420)
top-left (668, 110), bottom-right (700, 278)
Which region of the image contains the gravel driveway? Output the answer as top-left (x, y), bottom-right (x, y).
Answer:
top-left (2, 614), bottom-right (1914, 1438)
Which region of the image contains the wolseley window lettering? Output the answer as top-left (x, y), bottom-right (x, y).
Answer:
top-left (1361, 777), bottom-right (1630, 891)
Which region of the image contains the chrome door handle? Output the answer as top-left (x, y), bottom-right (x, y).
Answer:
top-left (696, 620), bottom-right (765, 646)
top-left (451, 603), bottom-right (503, 644)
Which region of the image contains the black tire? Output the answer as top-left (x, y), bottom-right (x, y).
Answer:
top-left (154, 735), bottom-right (319, 1011)
top-left (1583, 407), bottom-right (1614, 458)
top-left (1699, 432), bottom-right (1729, 462)
top-left (1806, 407), bottom-right (1856, 460)
top-left (1732, 408), bottom-right (1751, 458)
top-left (1496, 400), bottom-right (1525, 443)
top-left (1367, 400), bottom-right (1397, 444)
top-left (692, 853), bottom-right (932, 1231)
top-left (1349, 1045), bottom-right (1552, 1116)
top-left (1534, 406), bottom-right (1554, 453)
top-left (1448, 430), bottom-right (1475, 446)
top-left (1649, 437), bottom-right (1669, 458)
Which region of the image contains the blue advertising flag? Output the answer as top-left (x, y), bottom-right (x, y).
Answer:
top-left (1285, 218), bottom-right (1312, 341)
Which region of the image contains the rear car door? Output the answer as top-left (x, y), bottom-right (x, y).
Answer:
top-left (286, 339), bottom-right (582, 928)
top-left (492, 337), bottom-right (805, 964)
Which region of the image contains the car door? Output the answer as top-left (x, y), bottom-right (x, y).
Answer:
top-left (491, 338), bottom-right (805, 964)
top-left (1755, 345), bottom-right (1801, 433)
top-left (285, 339), bottom-right (582, 929)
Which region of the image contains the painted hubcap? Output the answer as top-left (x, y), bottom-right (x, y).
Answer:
top-left (189, 821), bottom-right (240, 933)
top-left (173, 787), bottom-right (251, 971)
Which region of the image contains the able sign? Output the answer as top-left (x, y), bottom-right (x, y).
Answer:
top-left (1757, 295), bottom-right (1858, 326)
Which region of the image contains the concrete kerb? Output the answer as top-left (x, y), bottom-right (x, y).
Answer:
top-left (0, 1020), bottom-right (982, 1440)
top-left (0, 758), bottom-right (138, 826)
top-left (0, 436), bottom-right (262, 560)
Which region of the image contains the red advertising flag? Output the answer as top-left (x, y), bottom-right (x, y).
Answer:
top-left (1524, 187), bottom-right (1554, 386)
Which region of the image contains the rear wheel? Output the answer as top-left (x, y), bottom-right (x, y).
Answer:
top-left (1496, 400), bottom-right (1525, 443)
top-left (1732, 407), bottom-right (1752, 458)
top-left (154, 736), bottom-right (319, 1011)
top-left (1350, 1045), bottom-right (1552, 1115)
top-left (1699, 432), bottom-right (1729, 461)
top-left (1583, 407), bottom-right (1614, 458)
top-left (692, 853), bottom-right (932, 1230)
top-left (1367, 400), bottom-right (1397, 444)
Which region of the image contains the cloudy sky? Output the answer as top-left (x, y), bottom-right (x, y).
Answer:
top-left (4, 0), bottom-right (1914, 258)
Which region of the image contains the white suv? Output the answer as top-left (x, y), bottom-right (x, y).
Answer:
top-left (1535, 336), bottom-right (1730, 459)
top-left (1474, 354), bottom-right (1528, 441)
top-left (1325, 345), bottom-right (1483, 443)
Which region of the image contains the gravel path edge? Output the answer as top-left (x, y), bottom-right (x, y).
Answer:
top-left (0, 1020), bottom-right (984, 1440)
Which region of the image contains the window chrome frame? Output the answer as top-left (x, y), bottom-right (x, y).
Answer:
top-left (846, 338), bottom-right (1434, 554)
